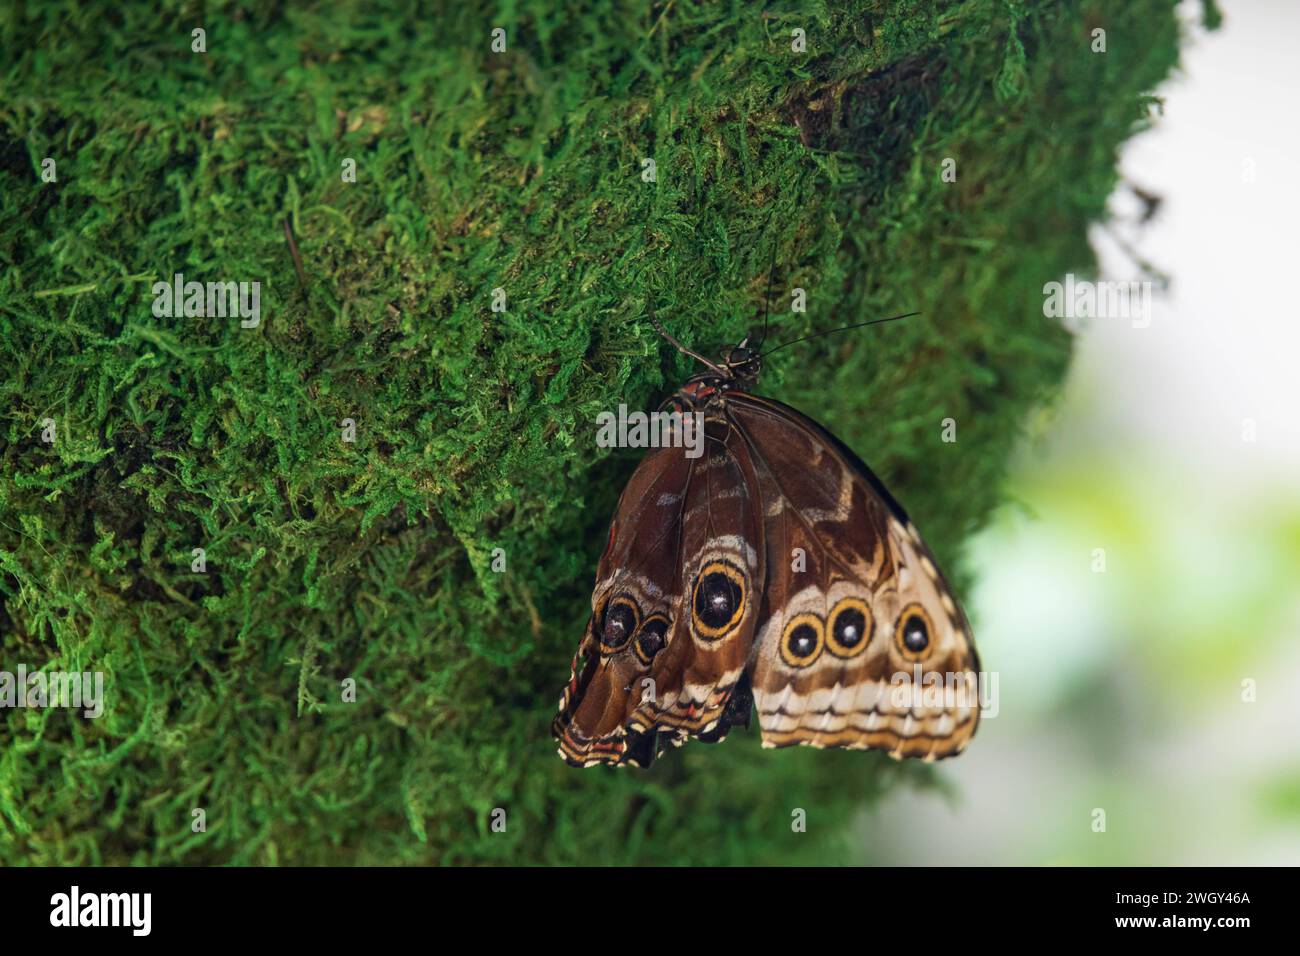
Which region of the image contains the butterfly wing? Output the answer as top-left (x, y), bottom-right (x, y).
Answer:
top-left (728, 392), bottom-right (981, 760)
top-left (553, 412), bottom-right (765, 766)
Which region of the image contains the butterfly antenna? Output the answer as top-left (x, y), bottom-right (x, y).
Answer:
top-left (758, 311), bottom-right (920, 359)
top-left (648, 313), bottom-right (727, 375)
top-left (758, 240), bottom-right (778, 350)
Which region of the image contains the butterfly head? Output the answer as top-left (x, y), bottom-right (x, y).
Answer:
top-left (721, 337), bottom-right (762, 384)
top-left (649, 316), bottom-right (765, 387)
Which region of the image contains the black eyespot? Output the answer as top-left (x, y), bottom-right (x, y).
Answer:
top-left (634, 617), bottom-right (669, 664)
top-left (779, 613), bottom-right (824, 667)
top-left (825, 599), bottom-right (872, 658)
top-left (601, 600), bottom-right (637, 650)
top-left (833, 608), bottom-right (866, 648)
top-left (693, 565), bottom-right (743, 634)
top-left (902, 614), bottom-right (929, 653)
top-left (788, 624), bottom-right (818, 658)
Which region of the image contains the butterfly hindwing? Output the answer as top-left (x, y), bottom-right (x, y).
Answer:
top-left (729, 393), bottom-right (981, 760)
top-left (553, 413), bottom-right (765, 766)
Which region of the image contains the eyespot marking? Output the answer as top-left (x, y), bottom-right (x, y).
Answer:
top-left (780, 613), bottom-right (824, 668)
top-left (894, 603), bottom-right (933, 662)
top-left (598, 596), bottom-right (640, 654)
top-left (691, 561), bottom-right (746, 639)
top-left (633, 615), bottom-right (670, 665)
top-left (827, 597), bottom-right (872, 659)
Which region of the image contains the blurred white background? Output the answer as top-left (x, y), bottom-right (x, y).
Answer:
top-left (859, 0), bottom-right (1300, 865)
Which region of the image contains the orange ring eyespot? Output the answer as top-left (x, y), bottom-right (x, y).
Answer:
top-left (633, 615), bottom-right (671, 665)
top-left (691, 561), bottom-right (747, 639)
top-left (597, 596), bottom-right (640, 654)
top-left (827, 597), bottom-right (873, 659)
top-left (894, 603), bottom-right (934, 662)
top-left (779, 613), bottom-right (825, 668)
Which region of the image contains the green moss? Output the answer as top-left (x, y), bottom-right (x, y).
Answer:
top-left (0, 0), bottom-right (1183, 864)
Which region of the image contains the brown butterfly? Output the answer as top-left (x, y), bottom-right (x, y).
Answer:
top-left (553, 313), bottom-right (981, 767)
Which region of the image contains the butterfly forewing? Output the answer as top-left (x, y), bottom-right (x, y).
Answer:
top-left (728, 393), bottom-right (980, 760)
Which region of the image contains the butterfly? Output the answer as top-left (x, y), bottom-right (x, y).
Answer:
top-left (553, 312), bottom-right (981, 767)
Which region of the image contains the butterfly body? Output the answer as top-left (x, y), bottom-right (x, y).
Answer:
top-left (554, 337), bottom-right (980, 767)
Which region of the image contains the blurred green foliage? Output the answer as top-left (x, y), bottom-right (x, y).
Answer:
top-left (0, 1), bottom-right (1182, 864)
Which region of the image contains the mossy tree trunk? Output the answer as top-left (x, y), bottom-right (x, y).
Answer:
top-left (0, 1), bottom-right (1183, 864)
